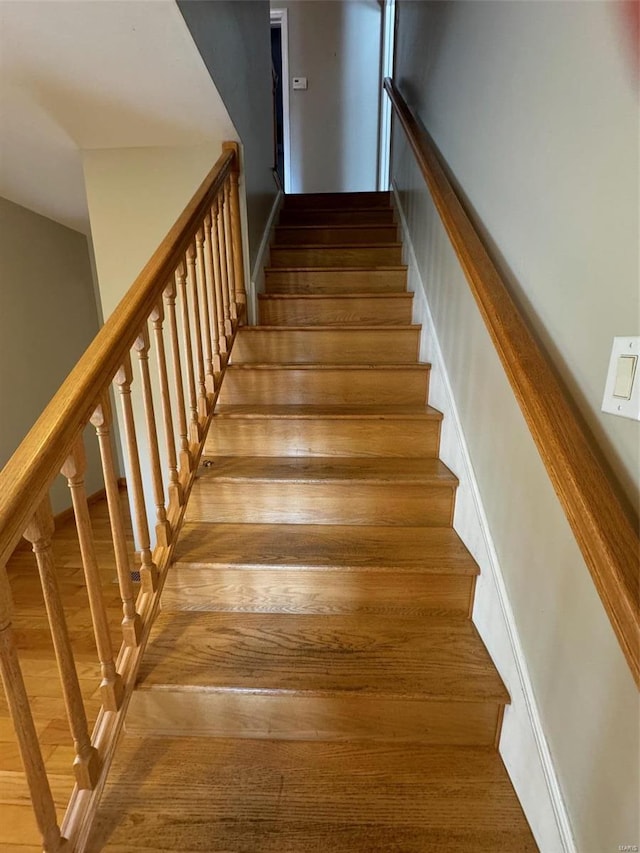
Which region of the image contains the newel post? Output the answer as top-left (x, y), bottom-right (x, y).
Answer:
top-left (222, 141), bottom-right (247, 321)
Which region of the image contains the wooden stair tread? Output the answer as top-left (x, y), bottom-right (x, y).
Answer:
top-left (213, 403), bottom-right (442, 420)
top-left (137, 612), bottom-right (509, 703)
top-left (259, 292), bottom-right (413, 299)
top-left (89, 739), bottom-right (537, 853)
top-left (273, 242), bottom-right (403, 249)
top-left (172, 522), bottom-right (479, 575)
top-left (264, 265), bottom-right (407, 272)
top-left (276, 223), bottom-right (396, 231)
top-left (225, 362), bottom-right (430, 371)
top-left (196, 456), bottom-right (457, 485)
top-left (237, 324), bottom-right (420, 331)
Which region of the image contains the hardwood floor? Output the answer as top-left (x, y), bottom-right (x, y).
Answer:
top-left (0, 494), bottom-right (133, 851)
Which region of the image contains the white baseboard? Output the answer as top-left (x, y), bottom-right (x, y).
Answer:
top-left (249, 190), bottom-right (283, 325)
top-left (392, 181), bottom-right (576, 853)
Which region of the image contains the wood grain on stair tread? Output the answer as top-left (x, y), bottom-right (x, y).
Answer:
top-left (230, 326), bottom-right (420, 363)
top-left (213, 403), bottom-right (442, 419)
top-left (274, 224), bottom-right (399, 245)
top-left (270, 244), bottom-right (403, 267)
top-left (193, 456), bottom-right (456, 484)
top-left (88, 739), bottom-right (537, 852)
top-left (205, 406), bottom-right (442, 457)
top-left (126, 690), bottom-right (499, 744)
top-left (265, 266), bottom-right (407, 292)
top-left (172, 522), bottom-right (479, 575)
top-left (136, 611), bottom-right (509, 703)
top-left (161, 567), bottom-right (474, 616)
top-left (258, 293), bottom-right (413, 326)
top-left (219, 364), bottom-right (429, 407)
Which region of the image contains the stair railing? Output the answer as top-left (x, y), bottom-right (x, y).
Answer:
top-left (384, 77), bottom-right (640, 687)
top-left (0, 141), bottom-right (246, 851)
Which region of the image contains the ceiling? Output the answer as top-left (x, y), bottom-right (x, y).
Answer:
top-left (0, 0), bottom-right (235, 234)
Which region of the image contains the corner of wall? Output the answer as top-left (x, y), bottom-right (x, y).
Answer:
top-left (392, 180), bottom-right (576, 853)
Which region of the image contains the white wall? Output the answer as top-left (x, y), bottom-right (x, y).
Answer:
top-left (178, 0), bottom-right (278, 273)
top-left (0, 197), bottom-right (103, 512)
top-left (391, 2), bottom-right (639, 851)
top-left (274, 0), bottom-right (382, 193)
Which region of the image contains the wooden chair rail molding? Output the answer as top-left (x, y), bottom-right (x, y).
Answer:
top-left (0, 140), bottom-right (246, 851)
top-left (384, 77), bottom-right (640, 687)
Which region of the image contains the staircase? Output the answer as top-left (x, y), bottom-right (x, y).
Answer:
top-left (87, 192), bottom-right (537, 851)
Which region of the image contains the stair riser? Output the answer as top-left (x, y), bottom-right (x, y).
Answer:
top-left (186, 482), bottom-right (456, 526)
top-left (205, 417), bottom-right (441, 458)
top-left (283, 192), bottom-right (391, 210)
top-left (231, 328), bottom-right (419, 363)
top-left (219, 368), bottom-right (429, 406)
top-left (259, 296), bottom-right (413, 326)
top-left (274, 226), bottom-right (399, 245)
top-left (161, 569), bottom-right (474, 616)
top-left (270, 246), bottom-right (403, 267)
top-left (278, 208), bottom-right (396, 226)
top-left (127, 691), bottom-right (502, 745)
top-left (265, 268), bottom-right (407, 293)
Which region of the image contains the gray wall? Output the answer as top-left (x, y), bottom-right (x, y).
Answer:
top-left (391, 2), bottom-right (639, 851)
top-left (0, 197), bottom-right (103, 512)
top-left (179, 0), bottom-right (277, 270)
top-left (275, 0), bottom-right (382, 193)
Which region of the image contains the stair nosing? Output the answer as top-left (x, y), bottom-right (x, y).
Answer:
top-left (224, 363), bottom-right (430, 371)
top-left (135, 682), bottom-right (506, 704)
top-left (237, 324), bottom-right (421, 331)
top-left (258, 292), bottom-right (413, 300)
top-left (271, 242), bottom-right (403, 249)
top-left (275, 223), bottom-right (397, 231)
top-left (265, 265), bottom-right (407, 272)
top-left (196, 457), bottom-right (458, 486)
top-left (213, 404), bottom-right (442, 420)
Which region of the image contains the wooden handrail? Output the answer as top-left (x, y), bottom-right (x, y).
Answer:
top-left (384, 77), bottom-right (640, 687)
top-left (0, 144), bottom-right (238, 569)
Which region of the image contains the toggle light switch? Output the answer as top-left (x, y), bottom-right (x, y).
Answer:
top-left (613, 355), bottom-right (637, 399)
top-left (292, 77), bottom-right (308, 90)
top-left (602, 336), bottom-right (640, 420)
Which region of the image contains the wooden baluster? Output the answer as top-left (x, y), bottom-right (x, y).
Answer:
top-left (23, 499), bottom-right (102, 788)
top-left (185, 243), bottom-right (208, 419)
top-left (176, 261), bottom-right (202, 444)
top-left (216, 195), bottom-right (233, 337)
top-left (61, 440), bottom-right (124, 712)
top-left (222, 179), bottom-right (238, 323)
top-left (0, 564), bottom-right (67, 852)
top-left (195, 227), bottom-right (215, 393)
top-left (114, 355), bottom-right (159, 593)
top-left (223, 142), bottom-right (248, 321)
top-left (91, 397), bottom-right (143, 647)
top-left (134, 327), bottom-right (171, 548)
top-left (203, 213), bottom-right (222, 374)
top-left (163, 278), bottom-right (193, 475)
top-left (150, 301), bottom-right (184, 511)
top-left (211, 201), bottom-right (229, 358)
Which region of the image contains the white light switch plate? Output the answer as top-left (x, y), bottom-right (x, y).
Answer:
top-left (601, 336), bottom-right (640, 420)
top-left (292, 77), bottom-right (307, 90)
